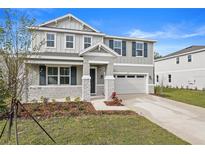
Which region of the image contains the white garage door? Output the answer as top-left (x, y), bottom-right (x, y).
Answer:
top-left (115, 74), bottom-right (147, 94)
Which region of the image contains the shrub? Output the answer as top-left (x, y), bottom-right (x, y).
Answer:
top-left (154, 86), bottom-right (162, 95)
top-left (111, 92), bottom-right (116, 99)
top-left (40, 96), bottom-right (48, 104)
top-left (51, 98), bottom-right (56, 103)
top-left (74, 97), bottom-right (81, 103)
top-left (65, 96), bottom-right (71, 102)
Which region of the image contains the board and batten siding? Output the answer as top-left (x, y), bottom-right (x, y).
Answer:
top-left (104, 39), bottom-right (154, 65)
top-left (32, 31), bottom-right (103, 53)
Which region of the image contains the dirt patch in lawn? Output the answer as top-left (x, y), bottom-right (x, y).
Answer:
top-left (17, 101), bottom-right (136, 119)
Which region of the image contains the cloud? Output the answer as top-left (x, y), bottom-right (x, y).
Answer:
top-left (127, 24), bottom-right (205, 39)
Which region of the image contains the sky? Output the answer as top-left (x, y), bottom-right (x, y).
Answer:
top-left (1, 8), bottom-right (205, 56)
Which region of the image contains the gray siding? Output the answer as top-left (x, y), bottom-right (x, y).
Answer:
top-left (104, 39), bottom-right (154, 64)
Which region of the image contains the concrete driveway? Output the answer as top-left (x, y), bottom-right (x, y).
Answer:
top-left (119, 94), bottom-right (205, 145)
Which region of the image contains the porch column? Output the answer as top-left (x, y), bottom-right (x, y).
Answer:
top-left (82, 60), bottom-right (91, 101)
top-left (104, 62), bottom-right (115, 100)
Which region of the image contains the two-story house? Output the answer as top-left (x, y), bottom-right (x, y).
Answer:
top-left (25, 13), bottom-right (156, 102)
top-left (155, 46), bottom-right (205, 90)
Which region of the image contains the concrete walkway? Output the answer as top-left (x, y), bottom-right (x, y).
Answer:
top-left (91, 98), bottom-right (129, 111)
top-left (120, 94), bottom-right (205, 145)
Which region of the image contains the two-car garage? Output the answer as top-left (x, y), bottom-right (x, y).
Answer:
top-left (114, 74), bottom-right (148, 94)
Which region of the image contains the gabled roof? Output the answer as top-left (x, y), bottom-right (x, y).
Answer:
top-left (155, 45), bottom-right (205, 62)
top-left (39, 13), bottom-right (100, 33)
top-left (79, 42), bottom-right (119, 57)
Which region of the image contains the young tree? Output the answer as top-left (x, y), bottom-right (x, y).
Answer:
top-left (0, 9), bottom-right (45, 144)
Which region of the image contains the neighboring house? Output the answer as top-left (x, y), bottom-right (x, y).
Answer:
top-left (25, 13), bottom-right (156, 102)
top-left (155, 46), bottom-right (205, 90)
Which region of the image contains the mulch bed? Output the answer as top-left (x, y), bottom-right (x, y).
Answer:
top-left (16, 101), bottom-right (136, 119)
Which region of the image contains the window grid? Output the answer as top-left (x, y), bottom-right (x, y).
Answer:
top-left (46, 33), bottom-right (55, 48)
top-left (84, 36), bottom-right (92, 49)
top-left (136, 42), bottom-right (144, 56)
top-left (65, 35), bottom-right (74, 49)
top-left (47, 67), bottom-right (58, 85)
top-left (113, 40), bottom-right (122, 55)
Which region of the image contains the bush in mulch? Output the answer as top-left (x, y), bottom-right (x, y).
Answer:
top-left (104, 92), bottom-right (124, 106)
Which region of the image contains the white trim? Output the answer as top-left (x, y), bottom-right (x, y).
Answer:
top-left (82, 75), bottom-right (91, 80)
top-left (79, 42), bottom-right (119, 57)
top-left (89, 60), bottom-right (109, 64)
top-left (30, 85), bottom-right (82, 88)
top-left (90, 67), bottom-right (97, 95)
top-left (29, 26), bottom-right (105, 36)
top-left (39, 13), bottom-right (100, 33)
top-left (83, 35), bottom-right (93, 50)
top-left (97, 84), bottom-right (104, 86)
top-left (29, 55), bottom-right (83, 61)
top-left (64, 34), bottom-right (75, 49)
top-left (26, 60), bottom-right (83, 65)
top-left (114, 63), bottom-right (154, 67)
top-left (85, 52), bottom-right (114, 57)
top-left (156, 68), bottom-right (205, 74)
top-left (155, 48), bottom-right (205, 62)
top-left (104, 75), bottom-right (115, 80)
top-left (105, 35), bottom-right (156, 43)
top-left (114, 72), bottom-right (149, 75)
top-left (45, 32), bottom-right (56, 49)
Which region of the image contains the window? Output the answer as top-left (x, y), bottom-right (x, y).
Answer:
top-left (127, 75), bottom-right (135, 78)
top-left (188, 55), bottom-right (192, 62)
top-left (113, 40), bottom-right (122, 55)
top-left (84, 36), bottom-right (92, 49)
top-left (156, 75), bottom-right (159, 82)
top-left (136, 42), bottom-right (144, 56)
top-left (46, 33), bottom-right (55, 47)
top-left (176, 57), bottom-right (179, 64)
top-left (60, 67), bottom-right (70, 84)
top-left (168, 74), bottom-right (171, 83)
top-left (47, 67), bottom-right (58, 84)
top-left (65, 35), bottom-right (74, 49)
top-left (136, 75), bottom-right (144, 78)
top-left (117, 75), bottom-right (125, 78)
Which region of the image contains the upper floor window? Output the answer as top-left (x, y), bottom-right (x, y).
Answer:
top-left (136, 42), bottom-right (144, 56)
top-left (176, 57), bottom-right (179, 64)
top-left (46, 33), bottom-right (55, 48)
top-left (168, 74), bottom-right (171, 83)
top-left (113, 40), bottom-right (122, 55)
top-left (65, 35), bottom-right (75, 49)
top-left (84, 36), bottom-right (92, 49)
top-left (188, 55), bottom-right (192, 62)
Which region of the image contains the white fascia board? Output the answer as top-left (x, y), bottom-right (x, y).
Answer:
top-left (114, 63), bottom-right (154, 67)
top-left (29, 55), bottom-right (83, 61)
top-left (155, 48), bottom-right (205, 62)
top-left (26, 60), bottom-right (83, 65)
top-left (156, 68), bottom-right (205, 74)
top-left (105, 35), bottom-right (157, 43)
top-left (114, 72), bottom-right (149, 75)
top-left (89, 60), bottom-right (109, 64)
top-left (28, 26), bottom-right (105, 36)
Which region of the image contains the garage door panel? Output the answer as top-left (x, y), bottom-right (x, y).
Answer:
top-left (115, 75), bottom-right (146, 94)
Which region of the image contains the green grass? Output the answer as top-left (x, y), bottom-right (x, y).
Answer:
top-left (159, 87), bottom-right (205, 108)
top-left (0, 115), bottom-right (188, 145)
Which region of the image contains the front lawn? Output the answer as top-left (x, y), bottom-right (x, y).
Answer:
top-left (156, 87), bottom-right (205, 108)
top-left (0, 115), bottom-right (188, 145)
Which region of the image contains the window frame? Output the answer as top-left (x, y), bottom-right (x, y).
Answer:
top-left (176, 57), bottom-right (180, 64)
top-left (83, 35), bottom-right (92, 49)
top-left (46, 66), bottom-right (71, 85)
top-left (113, 39), bottom-right (122, 55)
top-left (135, 41), bottom-right (144, 57)
top-left (65, 34), bottom-right (75, 49)
top-left (60, 67), bottom-right (71, 85)
top-left (188, 55), bottom-right (192, 62)
top-left (46, 32), bottom-right (56, 48)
